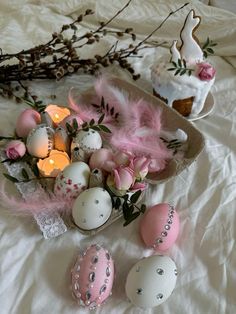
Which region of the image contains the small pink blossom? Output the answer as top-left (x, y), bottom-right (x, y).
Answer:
top-left (196, 62), bottom-right (216, 81)
top-left (130, 181), bottom-right (147, 192)
top-left (129, 156), bottom-right (150, 180)
top-left (5, 140), bottom-right (26, 160)
top-left (113, 166), bottom-right (135, 191)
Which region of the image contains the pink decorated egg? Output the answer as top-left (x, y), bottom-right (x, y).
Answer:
top-left (140, 203), bottom-right (179, 251)
top-left (71, 244), bottom-right (115, 310)
top-left (16, 109), bottom-right (41, 137)
top-left (89, 148), bottom-right (114, 171)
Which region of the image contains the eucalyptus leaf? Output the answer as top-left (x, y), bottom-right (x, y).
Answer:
top-left (89, 118), bottom-right (95, 126)
top-left (21, 168), bottom-right (29, 180)
top-left (123, 212), bottom-right (140, 226)
top-left (72, 118), bottom-right (78, 130)
top-left (99, 125), bottom-right (112, 133)
top-left (114, 197), bottom-right (121, 209)
top-left (91, 125), bottom-right (100, 131)
top-left (101, 96), bottom-right (105, 109)
top-left (175, 69), bottom-right (181, 76)
top-left (3, 173), bottom-right (19, 183)
top-left (130, 189), bottom-right (142, 204)
top-left (183, 59), bottom-right (187, 68)
top-left (98, 113), bottom-right (105, 124)
top-left (32, 164), bottom-right (40, 177)
top-left (180, 69), bottom-right (186, 76)
top-left (206, 47), bottom-right (214, 54)
top-left (66, 122), bottom-right (73, 133)
top-left (167, 68), bottom-right (176, 71)
top-left (177, 58), bottom-right (182, 67)
top-left (140, 204), bottom-right (146, 213)
top-left (172, 61), bottom-right (177, 67)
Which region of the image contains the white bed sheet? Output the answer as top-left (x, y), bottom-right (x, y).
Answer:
top-left (0, 1), bottom-right (236, 313)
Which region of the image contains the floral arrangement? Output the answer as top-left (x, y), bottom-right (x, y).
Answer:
top-left (0, 77), bottom-right (185, 231)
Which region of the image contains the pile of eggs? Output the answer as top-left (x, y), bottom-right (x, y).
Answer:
top-left (15, 106), bottom-right (181, 310)
top-left (71, 203), bottom-right (180, 310)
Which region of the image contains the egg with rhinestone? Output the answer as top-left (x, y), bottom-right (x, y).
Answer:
top-left (71, 244), bottom-right (115, 309)
top-left (54, 162), bottom-right (90, 199)
top-left (73, 129), bottom-right (102, 156)
top-left (26, 125), bottom-right (54, 158)
top-left (125, 255), bottom-right (177, 308)
top-left (140, 203), bottom-right (179, 251)
top-left (72, 187), bottom-right (112, 230)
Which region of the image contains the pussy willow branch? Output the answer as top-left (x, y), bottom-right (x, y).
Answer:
top-left (0, 1), bottom-right (189, 97)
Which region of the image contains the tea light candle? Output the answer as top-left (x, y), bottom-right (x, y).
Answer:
top-left (37, 149), bottom-right (70, 177)
top-left (45, 104), bottom-right (70, 125)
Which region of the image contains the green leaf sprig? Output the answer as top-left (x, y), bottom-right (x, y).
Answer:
top-left (160, 137), bottom-right (182, 155)
top-left (92, 96), bottom-right (119, 121)
top-left (107, 186), bottom-right (147, 226)
top-left (3, 168), bottom-right (52, 183)
top-left (66, 115), bottom-right (111, 138)
top-left (168, 58), bottom-right (194, 76)
top-left (202, 37), bottom-right (217, 58)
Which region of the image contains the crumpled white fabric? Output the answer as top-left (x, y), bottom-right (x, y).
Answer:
top-left (0, 1), bottom-right (236, 313)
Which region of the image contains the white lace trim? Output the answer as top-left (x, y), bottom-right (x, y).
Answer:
top-left (0, 150), bottom-right (67, 239)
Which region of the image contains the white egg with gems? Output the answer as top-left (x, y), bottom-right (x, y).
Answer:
top-left (26, 125), bottom-right (54, 158)
top-left (74, 129), bottom-right (102, 156)
top-left (72, 187), bottom-right (112, 230)
top-left (125, 255), bottom-right (177, 308)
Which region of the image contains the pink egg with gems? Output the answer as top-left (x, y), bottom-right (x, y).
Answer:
top-left (89, 148), bottom-right (115, 171)
top-left (60, 113), bottom-right (83, 129)
top-left (71, 244), bottom-right (115, 310)
top-left (140, 203), bottom-right (180, 251)
top-left (16, 109), bottom-right (41, 137)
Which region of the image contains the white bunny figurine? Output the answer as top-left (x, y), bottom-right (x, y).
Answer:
top-left (179, 10), bottom-right (203, 63)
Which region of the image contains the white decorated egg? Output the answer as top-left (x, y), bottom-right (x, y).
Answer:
top-left (26, 125), bottom-right (54, 158)
top-left (71, 244), bottom-right (115, 309)
top-left (54, 162), bottom-right (90, 199)
top-left (73, 129), bottom-right (102, 156)
top-left (125, 255), bottom-right (177, 309)
top-left (72, 187), bottom-right (112, 230)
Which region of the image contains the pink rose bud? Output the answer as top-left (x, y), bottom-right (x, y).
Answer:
top-left (129, 156), bottom-right (150, 180)
top-left (5, 140), bottom-right (26, 160)
top-left (196, 62), bottom-right (216, 81)
top-left (113, 151), bottom-right (132, 166)
top-left (130, 181), bottom-right (147, 192)
top-left (113, 166), bottom-right (134, 191)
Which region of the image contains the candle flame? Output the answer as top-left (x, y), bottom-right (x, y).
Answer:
top-left (49, 159), bottom-right (54, 165)
top-left (55, 113), bottom-right (60, 120)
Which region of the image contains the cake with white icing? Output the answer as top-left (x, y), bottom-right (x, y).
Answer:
top-left (151, 10), bottom-right (216, 117)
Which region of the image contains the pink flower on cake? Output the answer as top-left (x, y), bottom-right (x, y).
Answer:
top-left (5, 140), bottom-right (26, 160)
top-left (113, 166), bottom-right (134, 191)
top-left (196, 62), bottom-right (216, 81)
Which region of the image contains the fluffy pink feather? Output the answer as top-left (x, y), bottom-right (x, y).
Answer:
top-left (110, 128), bottom-right (172, 160)
top-left (0, 182), bottom-right (74, 216)
top-left (68, 88), bottom-right (100, 122)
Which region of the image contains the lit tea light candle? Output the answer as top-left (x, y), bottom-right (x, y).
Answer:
top-left (45, 104), bottom-right (70, 125)
top-left (37, 149), bottom-right (71, 177)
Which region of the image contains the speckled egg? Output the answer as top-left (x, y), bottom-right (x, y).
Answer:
top-left (54, 162), bottom-right (90, 199)
top-left (16, 109), bottom-right (41, 138)
top-left (125, 255), bottom-right (177, 308)
top-left (71, 244), bottom-right (115, 310)
top-left (73, 129), bottom-right (102, 156)
top-left (72, 187), bottom-right (112, 230)
top-left (140, 203), bottom-right (180, 251)
top-left (26, 125), bottom-right (54, 158)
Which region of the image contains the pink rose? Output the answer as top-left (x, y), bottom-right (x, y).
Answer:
top-left (129, 156), bottom-right (150, 180)
top-left (130, 181), bottom-right (147, 192)
top-left (5, 140), bottom-right (26, 160)
top-left (113, 166), bottom-right (134, 191)
top-left (196, 62), bottom-right (216, 81)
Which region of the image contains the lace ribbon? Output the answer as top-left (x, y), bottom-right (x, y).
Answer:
top-left (0, 150), bottom-right (67, 239)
